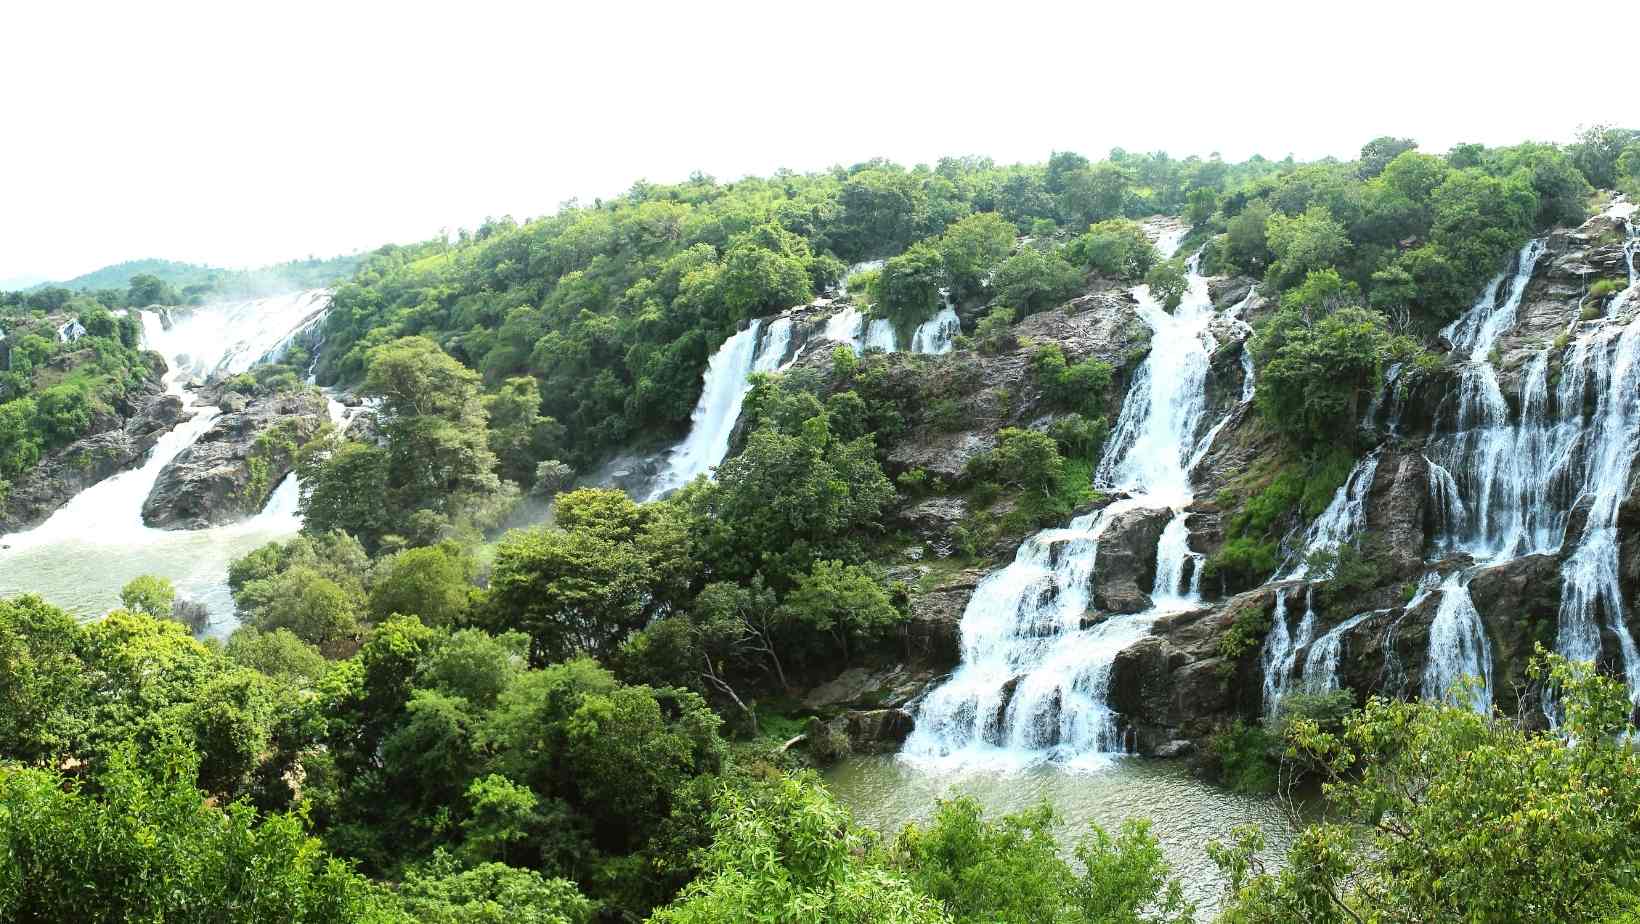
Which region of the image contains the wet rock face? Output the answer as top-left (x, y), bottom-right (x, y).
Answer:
top-left (905, 570), bottom-right (982, 668)
top-left (1091, 506), bottom-right (1173, 613)
top-left (1364, 451), bottom-right (1431, 579)
top-left (141, 388), bottom-right (329, 530)
top-left (1466, 552), bottom-right (1561, 700)
top-left (0, 380), bottom-right (172, 534)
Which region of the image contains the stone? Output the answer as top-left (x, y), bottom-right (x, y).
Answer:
top-left (142, 388), bottom-right (329, 529)
top-left (1153, 738), bottom-right (1196, 759)
top-left (1090, 506), bottom-right (1172, 613)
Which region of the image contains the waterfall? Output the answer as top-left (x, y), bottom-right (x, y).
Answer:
top-left (1380, 574), bottom-right (1440, 698)
top-left (1553, 309), bottom-right (1640, 704)
top-left (148, 289), bottom-right (334, 381)
top-left (1300, 609), bottom-right (1382, 695)
top-left (1260, 587), bottom-right (1316, 716)
top-left (904, 240), bottom-right (1242, 770)
top-left (1276, 451), bottom-right (1381, 580)
top-left (909, 306), bottom-right (961, 355)
top-left (1425, 240), bottom-right (1552, 560)
top-left (1422, 571), bottom-right (1494, 713)
top-left (0, 293), bottom-right (339, 630)
top-left (645, 318), bottom-right (796, 500)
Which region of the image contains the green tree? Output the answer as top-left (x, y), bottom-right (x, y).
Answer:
top-left (486, 376), bottom-right (564, 486)
top-left (119, 574), bottom-right (175, 619)
top-left (1143, 258), bottom-right (1188, 310)
top-left (1066, 219), bottom-right (1158, 281)
top-left (368, 542), bottom-right (476, 627)
top-left (649, 773), bottom-right (949, 924)
top-left (991, 248), bottom-right (1081, 318)
top-left (872, 241), bottom-right (947, 331)
top-left (938, 212), bottom-right (1016, 299)
top-left (1357, 135), bottom-right (1418, 178)
top-left (236, 566), bottom-right (361, 645)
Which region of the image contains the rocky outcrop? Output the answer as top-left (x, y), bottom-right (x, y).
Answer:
top-left (1467, 552), bottom-right (1562, 702)
top-left (802, 708), bottom-right (916, 762)
top-left (1090, 505), bottom-right (1171, 613)
top-left (0, 378), bottom-right (174, 534)
top-left (904, 569), bottom-right (981, 667)
top-left (1363, 451), bottom-right (1431, 579)
top-left (141, 388), bottom-right (328, 529)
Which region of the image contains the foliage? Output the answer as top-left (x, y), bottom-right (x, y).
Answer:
top-left (992, 246), bottom-right (1082, 318)
top-left (1214, 654), bottom-right (1640, 923)
top-left (0, 747), bottom-right (398, 923)
top-left (1066, 218), bottom-right (1158, 281)
top-left (894, 796), bottom-right (1193, 924)
top-left (1143, 257), bottom-right (1188, 310)
top-left (119, 574), bottom-right (175, 619)
top-left (649, 773), bottom-right (949, 924)
top-left (368, 541), bottom-right (477, 627)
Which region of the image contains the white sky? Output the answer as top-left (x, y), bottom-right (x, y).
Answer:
top-left (4, 0), bottom-right (1632, 283)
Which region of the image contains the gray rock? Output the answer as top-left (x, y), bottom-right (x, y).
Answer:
top-left (1091, 506), bottom-right (1172, 613)
top-left (1153, 738), bottom-right (1197, 759)
top-left (0, 383), bottom-right (172, 533)
top-left (142, 389), bottom-right (329, 529)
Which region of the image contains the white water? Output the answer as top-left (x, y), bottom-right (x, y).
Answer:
top-left (0, 293), bottom-right (337, 632)
top-left (908, 305), bottom-right (961, 355)
top-left (905, 231), bottom-right (1243, 770)
top-left (1260, 587), bottom-right (1312, 716)
top-left (1421, 571), bottom-right (1494, 712)
top-left (1276, 450), bottom-right (1380, 580)
top-left (1301, 609), bottom-right (1382, 696)
top-left (645, 318), bottom-right (795, 500)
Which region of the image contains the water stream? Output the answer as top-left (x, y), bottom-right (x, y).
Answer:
top-left (0, 291), bottom-right (337, 634)
top-left (904, 229), bottom-right (1250, 770)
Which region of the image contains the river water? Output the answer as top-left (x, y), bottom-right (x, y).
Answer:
top-left (827, 755), bottom-right (1304, 911)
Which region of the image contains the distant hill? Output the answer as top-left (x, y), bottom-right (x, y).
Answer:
top-left (37, 254), bottom-right (366, 299)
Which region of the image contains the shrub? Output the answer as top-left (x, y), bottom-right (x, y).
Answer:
top-left (1217, 601), bottom-right (1275, 663)
top-left (1209, 721), bottom-right (1278, 794)
top-left (974, 307), bottom-right (1016, 354)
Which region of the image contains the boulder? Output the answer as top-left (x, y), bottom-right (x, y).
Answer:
top-left (803, 664), bottom-right (939, 712)
top-left (906, 570), bottom-right (981, 667)
top-left (895, 496), bottom-right (970, 553)
top-left (142, 389), bottom-right (329, 529)
top-left (1467, 552), bottom-right (1562, 701)
top-left (802, 708), bottom-right (918, 764)
top-left (1091, 506), bottom-right (1172, 613)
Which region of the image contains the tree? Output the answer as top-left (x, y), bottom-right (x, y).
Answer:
top-left (938, 212), bottom-right (1016, 299)
top-left (126, 273), bottom-right (179, 307)
top-left (298, 439), bottom-right (391, 546)
top-left (0, 595), bottom-right (87, 766)
top-left (781, 560), bottom-right (900, 659)
top-left (1223, 200), bottom-right (1273, 273)
top-left (119, 574), bottom-right (175, 619)
top-left (981, 427), bottom-right (1066, 497)
top-left (895, 797), bottom-right (1192, 924)
top-left (486, 376), bottom-right (563, 486)
top-left (236, 566), bottom-right (361, 645)
top-left (991, 248), bottom-right (1081, 318)
top-left (872, 241), bottom-right (946, 331)
top-left (1214, 654), bottom-right (1640, 923)
top-left (649, 773), bottom-right (949, 924)
top-left (368, 542), bottom-right (476, 627)
top-left (398, 852), bottom-right (595, 924)
top-left (1254, 295), bottom-right (1400, 447)
top-left (0, 746), bottom-right (397, 923)
top-left (224, 627), bottom-right (329, 686)
top-left (1066, 219), bottom-right (1158, 281)
top-left (1568, 123), bottom-right (1639, 189)
top-left (1265, 205), bottom-right (1351, 289)
top-left (1143, 258), bottom-right (1188, 311)
top-left (1357, 136), bottom-right (1417, 178)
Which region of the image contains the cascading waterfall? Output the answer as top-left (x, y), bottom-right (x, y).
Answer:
top-left (1260, 587), bottom-right (1315, 715)
top-left (0, 292), bottom-right (339, 628)
top-left (904, 231), bottom-right (1243, 770)
top-left (826, 305), bottom-right (959, 355)
top-left (1425, 240), bottom-right (1554, 560)
top-left (1275, 450), bottom-right (1381, 580)
top-left (1422, 571), bottom-right (1494, 712)
top-left (1301, 609), bottom-right (1384, 695)
top-left (644, 318), bottom-right (795, 500)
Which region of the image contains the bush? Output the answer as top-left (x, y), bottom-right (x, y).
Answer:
top-left (1216, 601), bottom-right (1275, 664)
top-left (1209, 721), bottom-right (1278, 794)
top-left (120, 575), bottom-right (175, 619)
top-left (974, 307), bottom-right (1017, 354)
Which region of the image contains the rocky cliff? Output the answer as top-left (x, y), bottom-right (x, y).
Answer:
top-left (141, 387), bottom-right (330, 529)
top-left (0, 366), bottom-right (175, 535)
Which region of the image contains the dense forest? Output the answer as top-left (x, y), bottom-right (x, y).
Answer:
top-left (5, 124), bottom-right (1640, 922)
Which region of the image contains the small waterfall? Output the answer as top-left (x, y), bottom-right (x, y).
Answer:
top-left (1300, 609), bottom-right (1382, 695)
top-left (1260, 587), bottom-right (1317, 716)
top-left (863, 317), bottom-right (899, 352)
top-left (646, 318), bottom-right (794, 500)
top-left (1276, 451), bottom-right (1380, 580)
top-left (1422, 571), bottom-right (1494, 713)
top-left (1425, 458), bottom-right (1470, 552)
top-left (908, 306), bottom-right (961, 355)
top-left (905, 242), bottom-right (1241, 769)
top-left (1380, 574), bottom-right (1440, 697)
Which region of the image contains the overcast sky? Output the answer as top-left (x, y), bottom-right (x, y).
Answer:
top-left (4, 0), bottom-right (1632, 284)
